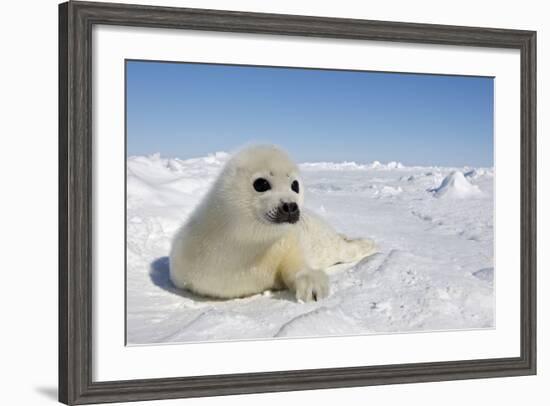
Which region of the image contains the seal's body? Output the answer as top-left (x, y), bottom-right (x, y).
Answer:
top-left (169, 145), bottom-right (376, 302)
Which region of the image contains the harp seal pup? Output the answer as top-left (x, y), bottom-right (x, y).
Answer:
top-left (169, 145), bottom-right (376, 302)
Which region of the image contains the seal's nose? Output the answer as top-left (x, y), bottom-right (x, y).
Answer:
top-left (281, 202), bottom-right (298, 214)
top-left (276, 201), bottom-right (300, 224)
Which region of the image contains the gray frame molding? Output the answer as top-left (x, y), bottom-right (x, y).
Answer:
top-left (59, 1), bottom-right (537, 404)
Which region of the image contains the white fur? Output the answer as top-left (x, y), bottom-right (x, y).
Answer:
top-left (169, 145), bottom-right (376, 302)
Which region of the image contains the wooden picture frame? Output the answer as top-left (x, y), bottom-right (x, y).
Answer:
top-left (59, 1), bottom-right (536, 404)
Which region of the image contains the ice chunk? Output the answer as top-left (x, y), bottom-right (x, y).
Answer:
top-left (431, 171), bottom-right (481, 198)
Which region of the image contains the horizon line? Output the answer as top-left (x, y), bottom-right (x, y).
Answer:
top-left (126, 152), bottom-right (494, 169)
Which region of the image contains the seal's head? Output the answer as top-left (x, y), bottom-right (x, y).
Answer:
top-left (217, 145), bottom-right (304, 233)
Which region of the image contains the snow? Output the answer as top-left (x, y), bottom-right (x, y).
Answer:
top-left (127, 153), bottom-right (494, 345)
top-left (464, 168), bottom-right (493, 179)
top-left (430, 171), bottom-right (482, 199)
top-left (299, 160), bottom-right (404, 171)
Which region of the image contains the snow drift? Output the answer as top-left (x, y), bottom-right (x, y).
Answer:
top-left (300, 160), bottom-right (405, 171)
top-left (431, 171), bottom-right (482, 198)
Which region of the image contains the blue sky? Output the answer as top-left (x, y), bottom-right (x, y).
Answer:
top-left (126, 60), bottom-right (494, 167)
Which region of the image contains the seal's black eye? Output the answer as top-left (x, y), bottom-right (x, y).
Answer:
top-left (253, 178), bottom-right (271, 192)
top-left (291, 180), bottom-right (300, 194)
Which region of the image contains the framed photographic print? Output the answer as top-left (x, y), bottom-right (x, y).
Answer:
top-left (59, 1), bottom-right (537, 404)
